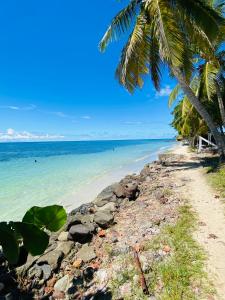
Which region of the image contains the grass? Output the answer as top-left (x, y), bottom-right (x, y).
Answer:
top-left (109, 205), bottom-right (214, 299)
top-left (144, 205), bottom-right (214, 299)
top-left (204, 158), bottom-right (225, 197)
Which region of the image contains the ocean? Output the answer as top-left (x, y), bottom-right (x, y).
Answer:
top-left (0, 139), bottom-right (176, 221)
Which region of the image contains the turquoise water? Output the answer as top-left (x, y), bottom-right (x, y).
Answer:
top-left (0, 139), bottom-right (175, 221)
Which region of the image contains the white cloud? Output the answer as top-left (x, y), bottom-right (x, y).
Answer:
top-left (123, 121), bottom-right (143, 125)
top-left (155, 85), bottom-right (172, 98)
top-left (81, 115), bottom-right (91, 120)
top-left (7, 128), bottom-right (15, 135)
top-left (0, 128), bottom-right (64, 141)
top-left (0, 104), bottom-right (36, 111)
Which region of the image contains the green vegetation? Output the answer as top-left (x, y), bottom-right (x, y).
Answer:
top-left (144, 205), bottom-right (213, 299)
top-left (109, 205), bottom-right (213, 299)
top-left (99, 0), bottom-right (225, 155)
top-left (0, 205), bottom-right (67, 265)
top-left (206, 160), bottom-right (225, 197)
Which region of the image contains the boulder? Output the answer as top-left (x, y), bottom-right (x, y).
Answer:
top-left (58, 231), bottom-right (69, 242)
top-left (97, 202), bottom-right (117, 213)
top-left (28, 265), bottom-right (43, 279)
top-left (66, 213), bottom-right (95, 231)
top-left (68, 224), bottom-right (93, 243)
top-left (113, 183), bottom-right (125, 198)
top-left (56, 241), bottom-right (74, 256)
top-left (124, 182), bottom-right (139, 200)
top-left (76, 244), bottom-right (96, 263)
top-left (70, 203), bottom-right (94, 215)
top-left (40, 264), bottom-right (52, 281)
top-left (94, 211), bottom-right (114, 228)
top-left (37, 250), bottom-right (64, 271)
top-left (93, 184), bottom-right (118, 207)
top-left (54, 274), bottom-right (71, 293)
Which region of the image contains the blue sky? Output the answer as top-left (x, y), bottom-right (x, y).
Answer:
top-left (0, 0), bottom-right (176, 141)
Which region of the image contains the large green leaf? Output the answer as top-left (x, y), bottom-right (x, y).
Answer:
top-left (0, 222), bottom-right (19, 264)
top-left (14, 222), bottom-right (49, 256)
top-left (23, 205), bottom-right (67, 232)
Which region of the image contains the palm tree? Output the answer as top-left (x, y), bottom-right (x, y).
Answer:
top-left (99, 0), bottom-right (225, 156)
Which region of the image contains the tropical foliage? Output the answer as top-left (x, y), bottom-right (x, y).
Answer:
top-left (99, 0), bottom-right (225, 154)
top-left (0, 205), bottom-right (67, 265)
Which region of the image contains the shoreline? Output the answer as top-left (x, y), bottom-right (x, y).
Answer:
top-left (61, 143), bottom-right (177, 213)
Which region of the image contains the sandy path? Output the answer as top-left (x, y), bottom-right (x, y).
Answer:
top-left (173, 145), bottom-right (225, 299)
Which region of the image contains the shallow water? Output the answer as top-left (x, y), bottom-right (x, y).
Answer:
top-left (0, 139), bottom-right (176, 221)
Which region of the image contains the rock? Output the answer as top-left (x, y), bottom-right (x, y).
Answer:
top-left (56, 241), bottom-right (74, 256)
top-left (95, 269), bottom-right (108, 284)
top-left (119, 282), bottom-right (132, 297)
top-left (97, 202), bottom-right (117, 213)
top-left (70, 203), bottom-right (94, 215)
top-left (47, 277), bottom-right (57, 287)
top-left (40, 264), bottom-right (52, 281)
top-left (94, 185), bottom-right (118, 207)
top-left (94, 211), bottom-right (114, 228)
top-left (54, 274), bottom-right (71, 293)
top-left (58, 231), bottom-right (69, 242)
top-left (98, 229), bottom-right (106, 238)
top-left (52, 290), bottom-right (65, 299)
top-left (68, 224), bottom-right (93, 243)
top-left (16, 254), bottom-right (38, 277)
top-left (73, 258), bottom-right (82, 268)
top-left (124, 182), bottom-right (139, 200)
top-left (0, 282), bottom-right (4, 292)
top-left (76, 244), bottom-right (96, 263)
top-left (37, 250), bottom-right (64, 271)
top-left (28, 265), bottom-right (43, 279)
top-left (83, 267), bottom-right (95, 282)
top-left (66, 213), bottom-right (95, 230)
top-left (113, 183), bottom-right (125, 198)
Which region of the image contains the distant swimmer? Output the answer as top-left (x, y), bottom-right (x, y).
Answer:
top-left (34, 160), bottom-right (37, 163)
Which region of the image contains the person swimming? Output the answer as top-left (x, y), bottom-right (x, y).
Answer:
top-left (34, 159), bottom-right (37, 163)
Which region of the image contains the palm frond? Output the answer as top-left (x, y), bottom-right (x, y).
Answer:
top-left (199, 62), bottom-right (218, 100)
top-left (116, 13), bottom-right (149, 92)
top-left (168, 84), bottom-right (181, 107)
top-left (174, 0), bottom-right (224, 42)
top-left (99, 0), bottom-right (140, 52)
top-left (145, 0), bottom-right (186, 67)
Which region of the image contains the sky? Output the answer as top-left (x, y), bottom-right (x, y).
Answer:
top-left (0, 0), bottom-right (177, 142)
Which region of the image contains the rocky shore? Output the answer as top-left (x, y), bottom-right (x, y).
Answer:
top-left (0, 153), bottom-right (185, 300)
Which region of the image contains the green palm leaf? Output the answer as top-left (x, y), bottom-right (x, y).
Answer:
top-left (99, 0), bottom-right (140, 52)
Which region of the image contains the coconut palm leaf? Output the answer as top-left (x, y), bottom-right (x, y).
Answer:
top-left (199, 61), bottom-right (219, 100)
top-left (99, 0), bottom-right (141, 52)
top-left (168, 84), bottom-right (181, 107)
top-left (174, 0), bottom-right (224, 41)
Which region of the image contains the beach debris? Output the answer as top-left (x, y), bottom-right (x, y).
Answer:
top-left (133, 247), bottom-right (149, 295)
top-left (208, 233), bottom-right (218, 239)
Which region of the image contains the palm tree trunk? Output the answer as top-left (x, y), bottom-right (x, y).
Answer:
top-left (216, 82), bottom-right (225, 126)
top-left (173, 67), bottom-right (225, 157)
